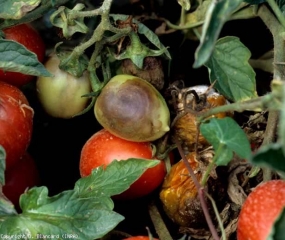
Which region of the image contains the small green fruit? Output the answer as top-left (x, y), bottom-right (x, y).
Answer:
top-left (94, 74), bottom-right (170, 142)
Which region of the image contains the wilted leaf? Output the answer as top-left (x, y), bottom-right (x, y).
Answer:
top-left (205, 36), bottom-right (257, 102)
top-left (0, 40), bottom-right (52, 77)
top-left (250, 143), bottom-right (285, 178)
top-left (193, 0), bottom-right (243, 68)
top-left (0, 0), bottom-right (40, 20)
top-left (200, 117), bottom-right (251, 165)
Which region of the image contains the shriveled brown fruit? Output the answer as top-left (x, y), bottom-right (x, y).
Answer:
top-left (171, 85), bottom-right (231, 151)
top-left (159, 152), bottom-right (208, 228)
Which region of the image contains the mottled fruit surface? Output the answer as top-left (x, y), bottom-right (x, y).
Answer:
top-left (237, 180), bottom-right (285, 240)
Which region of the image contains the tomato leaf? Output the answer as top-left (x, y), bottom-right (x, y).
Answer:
top-left (271, 207), bottom-right (285, 240)
top-left (250, 143), bottom-right (285, 178)
top-left (75, 158), bottom-right (160, 198)
top-left (0, 158), bottom-right (158, 238)
top-left (243, 0), bottom-right (266, 3)
top-left (0, 40), bottom-right (52, 77)
top-left (0, 145), bottom-right (5, 185)
top-left (205, 36), bottom-right (257, 102)
top-left (279, 84), bottom-right (285, 156)
top-left (193, 0), bottom-right (244, 68)
top-left (0, 0), bottom-right (40, 20)
top-left (200, 117), bottom-right (251, 165)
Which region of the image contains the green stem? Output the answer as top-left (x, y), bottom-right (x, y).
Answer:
top-left (205, 192), bottom-right (226, 240)
top-left (201, 144), bottom-right (224, 186)
top-left (266, 0), bottom-right (285, 29)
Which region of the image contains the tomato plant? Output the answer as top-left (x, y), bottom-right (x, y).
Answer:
top-left (79, 129), bottom-right (166, 200)
top-left (237, 180), bottom-right (285, 240)
top-left (0, 81), bottom-right (34, 170)
top-left (36, 53), bottom-right (92, 118)
top-left (3, 152), bottom-right (40, 210)
top-left (0, 24), bottom-right (46, 87)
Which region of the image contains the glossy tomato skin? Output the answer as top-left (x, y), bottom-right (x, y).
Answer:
top-left (3, 152), bottom-right (40, 210)
top-left (0, 81), bottom-right (34, 170)
top-left (0, 24), bottom-right (46, 87)
top-left (79, 129), bottom-right (166, 200)
top-left (123, 237), bottom-right (158, 240)
top-left (36, 53), bottom-right (91, 118)
top-left (237, 180), bottom-right (285, 240)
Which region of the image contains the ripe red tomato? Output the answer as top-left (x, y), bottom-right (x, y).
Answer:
top-left (3, 152), bottom-right (40, 210)
top-left (123, 237), bottom-right (158, 240)
top-left (79, 129), bottom-right (166, 200)
top-left (0, 24), bottom-right (46, 87)
top-left (0, 81), bottom-right (34, 170)
top-left (237, 180), bottom-right (285, 240)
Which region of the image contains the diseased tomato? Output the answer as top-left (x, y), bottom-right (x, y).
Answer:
top-left (0, 81), bottom-right (34, 170)
top-left (79, 129), bottom-right (166, 200)
top-left (0, 24), bottom-right (46, 87)
top-left (237, 180), bottom-right (285, 240)
top-left (36, 53), bottom-right (92, 118)
top-left (123, 237), bottom-right (159, 240)
top-left (3, 152), bottom-right (40, 210)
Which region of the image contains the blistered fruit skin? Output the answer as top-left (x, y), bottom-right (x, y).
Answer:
top-left (159, 152), bottom-right (206, 227)
top-left (94, 74), bottom-right (170, 142)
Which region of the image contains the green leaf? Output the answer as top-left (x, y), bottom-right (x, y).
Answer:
top-left (200, 117), bottom-right (251, 165)
top-left (193, 0), bottom-right (244, 68)
top-left (0, 40), bottom-right (52, 77)
top-left (205, 36), bottom-right (257, 102)
top-left (0, 158), bottom-right (159, 238)
top-left (271, 207), bottom-right (285, 240)
top-left (276, 0), bottom-right (285, 13)
top-left (0, 0), bottom-right (40, 20)
top-left (0, 145), bottom-right (5, 185)
top-left (1, 187), bottom-right (123, 239)
top-left (243, 0), bottom-right (266, 4)
top-left (75, 158), bottom-right (160, 198)
top-left (250, 143), bottom-right (285, 178)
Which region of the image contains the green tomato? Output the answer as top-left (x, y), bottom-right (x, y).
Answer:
top-left (94, 74), bottom-right (170, 142)
top-left (36, 53), bottom-right (91, 118)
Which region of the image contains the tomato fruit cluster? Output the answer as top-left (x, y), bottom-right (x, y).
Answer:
top-left (79, 129), bottom-right (166, 200)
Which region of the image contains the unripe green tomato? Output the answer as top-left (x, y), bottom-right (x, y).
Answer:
top-left (36, 53), bottom-right (91, 118)
top-left (94, 74), bottom-right (170, 142)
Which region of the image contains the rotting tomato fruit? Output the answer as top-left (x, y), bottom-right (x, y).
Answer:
top-left (237, 180), bottom-right (285, 240)
top-left (159, 152), bottom-right (206, 227)
top-left (79, 129), bottom-right (166, 200)
top-left (0, 81), bottom-right (34, 170)
top-left (94, 74), bottom-right (170, 142)
top-left (0, 24), bottom-right (46, 87)
top-left (36, 53), bottom-right (92, 118)
top-left (170, 85), bottom-right (231, 152)
top-left (3, 152), bottom-right (40, 210)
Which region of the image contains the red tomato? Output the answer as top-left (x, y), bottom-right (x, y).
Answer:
top-left (237, 180), bottom-right (285, 240)
top-left (0, 81), bottom-right (34, 170)
top-left (0, 24), bottom-right (46, 87)
top-left (123, 237), bottom-right (159, 240)
top-left (79, 129), bottom-right (166, 200)
top-left (3, 152), bottom-right (40, 210)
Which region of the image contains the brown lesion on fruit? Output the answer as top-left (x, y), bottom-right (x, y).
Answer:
top-left (168, 83), bottom-right (231, 153)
